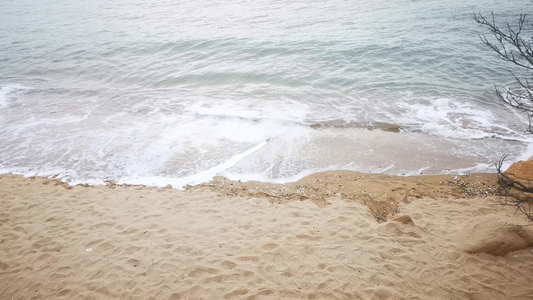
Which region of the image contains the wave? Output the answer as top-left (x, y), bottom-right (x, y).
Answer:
top-left (0, 82), bottom-right (531, 189)
top-left (0, 84), bottom-right (30, 109)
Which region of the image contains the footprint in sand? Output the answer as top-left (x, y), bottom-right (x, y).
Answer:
top-left (189, 267), bottom-right (218, 278)
top-left (223, 289), bottom-right (249, 299)
top-left (261, 243), bottom-right (279, 251)
top-left (221, 261), bottom-right (237, 269)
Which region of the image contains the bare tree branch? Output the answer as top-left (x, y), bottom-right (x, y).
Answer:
top-left (495, 156), bottom-right (533, 221)
top-left (474, 13), bottom-right (533, 70)
top-left (475, 12), bottom-right (533, 135)
top-left (475, 11), bottom-right (533, 220)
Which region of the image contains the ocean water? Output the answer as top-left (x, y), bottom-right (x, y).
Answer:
top-left (0, 0), bottom-right (532, 188)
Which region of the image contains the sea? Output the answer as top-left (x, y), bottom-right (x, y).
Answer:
top-left (1, 0), bottom-right (532, 188)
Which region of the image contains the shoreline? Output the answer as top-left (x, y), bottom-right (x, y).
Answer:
top-left (2, 171), bottom-right (533, 299)
top-left (1, 170), bottom-right (501, 221)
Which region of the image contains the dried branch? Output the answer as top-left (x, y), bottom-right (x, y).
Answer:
top-left (474, 13), bottom-right (533, 70)
top-left (474, 12), bottom-right (533, 134)
top-left (495, 156), bottom-right (533, 221)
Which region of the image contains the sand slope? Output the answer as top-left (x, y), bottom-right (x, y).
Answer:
top-left (1, 174), bottom-right (533, 299)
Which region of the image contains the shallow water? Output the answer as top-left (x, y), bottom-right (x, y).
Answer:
top-left (0, 0), bottom-right (531, 187)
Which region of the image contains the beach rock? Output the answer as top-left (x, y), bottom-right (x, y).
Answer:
top-left (457, 216), bottom-right (533, 257)
top-left (505, 160), bottom-right (533, 181)
top-left (392, 215), bottom-right (414, 225)
top-left (504, 160), bottom-right (533, 196)
top-left (374, 122), bottom-right (401, 133)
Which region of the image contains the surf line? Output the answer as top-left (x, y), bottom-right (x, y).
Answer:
top-left (118, 140), bottom-right (269, 189)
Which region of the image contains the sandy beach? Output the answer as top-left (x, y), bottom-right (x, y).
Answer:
top-left (3, 0), bottom-right (533, 299)
top-left (1, 172), bottom-right (533, 299)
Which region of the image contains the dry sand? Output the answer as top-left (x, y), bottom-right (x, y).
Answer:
top-left (1, 172), bottom-right (533, 299)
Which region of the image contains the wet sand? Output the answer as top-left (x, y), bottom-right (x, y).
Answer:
top-left (1, 172), bottom-right (532, 299)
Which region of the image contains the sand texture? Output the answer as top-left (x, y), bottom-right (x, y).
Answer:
top-left (1, 173), bottom-right (533, 299)
top-left (200, 171), bottom-right (499, 221)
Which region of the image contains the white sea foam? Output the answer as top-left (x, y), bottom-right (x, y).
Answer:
top-left (515, 139), bottom-right (533, 161)
top-left (392, 97), bottom-right (527, 141)
top-left (0, 91), bottom-right (530, 188)
top-left (116, 140), bottom-right (268, 189)
top-left (187, 99), bottom-right (310, 124)
top-left (441, 163), bottom-right (495, 175)
top-left (0, 84), bottom-right (30, 109)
